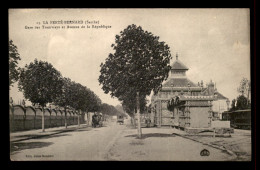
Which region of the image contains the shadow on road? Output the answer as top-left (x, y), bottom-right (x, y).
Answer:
top-left (11, 127), bottom-right (92, 143)
top-left (125, 133), bottom-right (175, 139)
top-left (13, 133), bottom-right (71, 140)
top-left (10, 141), bottom-right (53, 153)
top-left (51, 127), bottom-right (91, 133)
top-left (41, 133), bottom-right (72, 139)
top-left (75, 128), bottom-right (92, 132)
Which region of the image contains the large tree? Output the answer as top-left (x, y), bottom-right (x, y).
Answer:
top-left (18, 59), bottom-right (64, 132)
top-left (9, 40), bottom-right (21, 89)
top-left (99, 24), bottom-right (172, 138)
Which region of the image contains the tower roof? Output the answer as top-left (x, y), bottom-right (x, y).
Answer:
top-left (171, 53), bottom-right (189, 70)
top-left (163, 78), bottom-right (197, 87)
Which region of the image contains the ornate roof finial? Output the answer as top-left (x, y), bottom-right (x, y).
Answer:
top-left (176, 52), bottom-right (178, 60)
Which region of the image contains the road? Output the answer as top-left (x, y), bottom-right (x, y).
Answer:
top-left (10, 120), bottom-right (126, 161)
top-left (10, 119), bottom-right (235, 161)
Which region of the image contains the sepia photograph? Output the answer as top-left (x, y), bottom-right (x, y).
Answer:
top-left (9, 8), bottom-right (251, 161)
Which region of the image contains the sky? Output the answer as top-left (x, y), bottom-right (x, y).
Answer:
top-left (9, 8), bottom-right (250, 106)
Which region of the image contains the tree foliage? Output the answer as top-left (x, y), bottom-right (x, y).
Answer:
top-left (236, 95), bottom-right (250, 110)
top-left (101, 103), bottom-right (121, 116)
top-left (62, 81), bottom-right (102, 113)
top-left (229, 77), bottom-right (251, 112)
top-left (229, 95), bottom-right (250, 111)
top-left (99, 24), bottom-right (172, 117)
top-left (88, 91), bottom-right (102, 112)
top-left (99, 24), bottom-right (172, 96)
top-left (237, 78), bottom-right (250, 97)
top-left (9, 40), bottom-right (21, 88)
top-left (68, 82), bottom-right (88, 112)
top-left (18, 59), bottom-right (64, 107)
top-left (53, 77), bottom-right (74, 109)
top-left (18, 58), bottom-right (102, 114)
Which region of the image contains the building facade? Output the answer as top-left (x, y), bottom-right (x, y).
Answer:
top-left (151, 54), bottom-right (229, 129)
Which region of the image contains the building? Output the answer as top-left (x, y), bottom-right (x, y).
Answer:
top-left (151, 54), bottom-right (229, 130)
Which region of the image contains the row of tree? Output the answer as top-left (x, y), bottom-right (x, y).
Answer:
top-left (9, 40), bottom-right (121, 132)
top-left (101, 103), bottom-right (123, 116)
top-left (17, 59), bottom-right (102, 132)
top-left (98, 24), bottom-right (172, 138)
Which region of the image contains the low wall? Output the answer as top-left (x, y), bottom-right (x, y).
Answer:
top-left (211, 120), bottom-right (230, 128)
top-left (10, 105), bottom-right (86, 132)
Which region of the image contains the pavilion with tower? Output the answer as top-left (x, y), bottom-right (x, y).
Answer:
top-left (150, 53), bottom-right (229, 132)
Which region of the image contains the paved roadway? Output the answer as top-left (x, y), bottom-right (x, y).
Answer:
top-left (10, 119), bottom-right (233, 161)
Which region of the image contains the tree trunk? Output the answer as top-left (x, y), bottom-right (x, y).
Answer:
top-left (86, 112), bottom-right (88, 125)
top-left (65, 108), bottom-right (67, 129)
top-left (131, 116), bottom-right (136, 127)
top-left (136, 92), bottom-right (142, 138)
top-left (87, 112), bottom-right (90, 126)
top-left (42, 106), bottom-right (45, 132)
top-left (78, 110), bottom-right (80, 127)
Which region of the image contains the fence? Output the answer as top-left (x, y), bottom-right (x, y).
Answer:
top-left (9, 104), bottom-right (85, 132)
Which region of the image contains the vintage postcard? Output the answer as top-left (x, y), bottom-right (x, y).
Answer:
top-left (9, 8), bottom-right (251, 161)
